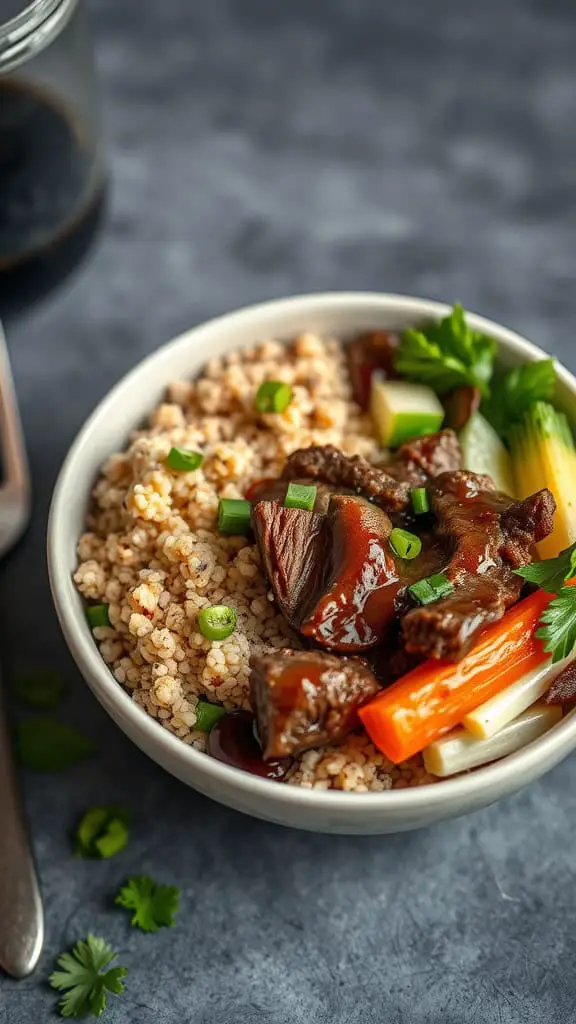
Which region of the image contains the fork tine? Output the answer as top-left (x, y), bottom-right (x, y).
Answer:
top-left (0, 321), bottom-right (29, 501)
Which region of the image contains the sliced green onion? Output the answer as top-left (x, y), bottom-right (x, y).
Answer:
top-left (389, 527), bottom-right (422, 560)
top-left (408, 572), bottom-right (454, 606)
top-left (86, 604), bottom-right (110, 628)
top-left (197, 605), bottom-right (237, 641)
top-left (218, 498), bottom-right (251, 535)
top-left (165, 446), bottom-right (204, 472)
top-left (410, 487), bottom-right (430, 515)
top-left (195, 700), bottom-right (226, 732)
top-left (284, 482), bottom-right (317, 512)
top-left (255, 381), bottom-right (293, 414)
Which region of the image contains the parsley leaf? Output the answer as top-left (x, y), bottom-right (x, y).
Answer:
top-left (514, 541), bottom-right (576, 594)
top-left (75, 806), bottom-right (131, 859)
top-left (394, 304), bottom-right (496, 396)
top-left (15, 717), bottom-right (96, 771)
top-left (115, 875), bottom-right (180, 933)
top-left (12, 669), bottom-right (67, 709)
top-left (49, 934), bottom-right (127, 1018)
top-left (482, 358), bottom-right (556, 438)
top-left (536, 585), bottom-right (576, 663)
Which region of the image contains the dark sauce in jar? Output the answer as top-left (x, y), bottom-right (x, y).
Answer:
top-left (0, 79), bottom-right (106, 320)
top-left (208, 711), bottom-right (292, 780)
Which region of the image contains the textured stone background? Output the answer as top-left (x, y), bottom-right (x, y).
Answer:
top-left (3, 0), bottom-right (576, 1021)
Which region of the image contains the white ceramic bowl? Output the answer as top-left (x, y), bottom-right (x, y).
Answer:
top-left (48, 293), bottom-right (576, 834)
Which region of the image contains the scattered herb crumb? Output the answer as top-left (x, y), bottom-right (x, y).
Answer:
top-left (12, 669), bottom-right (67, 709)
top-left (115, 875), bottom-right (180, 933)
top-left (75, 807), bottom-right (131, 859)
top-left (49, 934), bottom-right (127, 1018)
top-left (15, 717), bottom-right (96, 771)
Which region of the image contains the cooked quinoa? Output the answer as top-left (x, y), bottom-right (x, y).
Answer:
top-left (74, 333), bottom-right (435, 791)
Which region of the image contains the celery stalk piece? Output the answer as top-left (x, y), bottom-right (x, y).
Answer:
top-left (423, 703), bottom-right (562, 778)
top-left (460, 412), bottom-right (515, 496)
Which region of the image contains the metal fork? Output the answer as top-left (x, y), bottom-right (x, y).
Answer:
top-left (0, 321), bottom-right (43, 978)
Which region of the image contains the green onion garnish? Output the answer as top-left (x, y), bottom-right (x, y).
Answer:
top-left (165, 447), bottom-right (204, 472)
top-left (255, 381), bottom-right (293, 414)
top-left (408, 572), bottom-right (454, 606)
top-left (197, 605), bottom-right (237, 641)
top-left (86, 604), bottom-right (110, 628)
top-left (218, 498), bottom-right (252, 535)
top-left (195, 700), bottom-right (226, 732)
top-left (389, 528), bottom-right (422, 560)
top-left (410, 487), bottom-right (430, 515)
top-left (284, 482), bottom-right (317, 512)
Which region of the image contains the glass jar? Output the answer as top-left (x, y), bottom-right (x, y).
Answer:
top-left (0, 0), bottom-right (106, 321)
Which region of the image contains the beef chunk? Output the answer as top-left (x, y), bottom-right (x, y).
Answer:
top-left (543, 661), bottom-right (576, 706)
top-left (283, 445), bottom-right (410, 512)
top-left (347, 330), bottom-right (399, 408)
top-left (442, 386), bottom-right (481, 431)
top-left (300, 495), bottom-right (399, 650)
top-left (389, 429), bottom-right (462, 487)
top-left (251, 502), bottom-right (326, 627)
top-left (402, 471), bottom-right (556, 661)
top-left (250, 648), bottom-right (380, 757)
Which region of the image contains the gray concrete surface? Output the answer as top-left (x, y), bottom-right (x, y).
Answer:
top-left (3, 0), bottom-right (576, 1020)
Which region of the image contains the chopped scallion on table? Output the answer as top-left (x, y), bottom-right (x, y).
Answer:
top-left (255, 381), bottom-right (293, 414)
top-left (86, 603), bottom-right (110, 629)
top-left (408, 572), bottom-right (454, 606)
top-left (218, 498), bottom-right (251, 535)
top-left (197, 605), bottom-right (237, 641)
top-left (165, 447), bottom-right (204, 472)
top-left (195, 700), bottom-right (226, 732)
top-left (284, 482), bottom-right (317, 511)
top-left (410, 487), bottom-right (430, 515)
top-left (389, 527), bottom-right (422, 560)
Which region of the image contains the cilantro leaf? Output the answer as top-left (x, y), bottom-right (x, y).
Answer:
top-left (15, 717), bottom-right (96, 771)
top-left (49, 934), bottom-right (127, 1018)
top-left (115, 875), bottom-right (180, 933)
top-left (536, 585), bottom-right (576, 663)
top-left (514, 541), bottom-right (576, 594)
top-left (482, 358), bottom-right (556, 438)
top-left (394, 304), bottom-right (497, 396)
top-left (12, 669), bottom-right (67, 709)
top-left (75, 806), bottom-right (131, 859)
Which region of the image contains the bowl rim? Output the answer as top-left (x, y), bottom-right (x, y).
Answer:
top-left (47, 291), bottom-right (576, 813)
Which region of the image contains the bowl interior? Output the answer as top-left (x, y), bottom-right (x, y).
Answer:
top-left (47, 293), bottom-right (576, 822)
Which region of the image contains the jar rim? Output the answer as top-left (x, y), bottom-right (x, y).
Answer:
top-left (0, 0), bottom-right (76, 73)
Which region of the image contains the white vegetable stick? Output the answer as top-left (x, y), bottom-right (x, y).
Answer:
top-left (461, 656), bottom-right (572, 739)
top-left (423, 703), bottom-right (562, 778)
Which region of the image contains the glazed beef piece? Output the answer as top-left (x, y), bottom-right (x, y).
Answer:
top-left (253, 494), bottom-right (446, 653)
top-left (300, 495), bottom-right (399, 650)
top-left (251, 503), bottom-right (326, 627)
top-left (442, 386), bottom-right (481, 431)
top-left (283, 445), bottom-right (411, 513)
top-left (389, 429), bottom-right (462, 487)
top-left (282, 431), bottom-right (461, 512)
top-left (402, 471), bottom-right (556, 661)
top-left (347, 329), bottom-right (399, 408)
top-left (250, 649), bottom-right (380, 758)
top-left (543, 662), bottom-right (576, 706)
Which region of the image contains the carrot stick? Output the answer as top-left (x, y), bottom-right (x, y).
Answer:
top-left (359, 589), bottom-right (553, 763)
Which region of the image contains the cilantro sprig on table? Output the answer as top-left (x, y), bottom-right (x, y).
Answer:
top-left (515, 541), bottom-right (576, 663)
top-left (115, 875), bottom-right (180, 932)
top-left (394, 303), bottom-right (497, 396)
top-left (15, 717), bottom-right (96, 771)
top-left (49, 935), bottom-right (128, 1018)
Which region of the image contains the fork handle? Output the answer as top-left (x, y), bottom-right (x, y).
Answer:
top-left (0, 689), bottom-right (43, 977)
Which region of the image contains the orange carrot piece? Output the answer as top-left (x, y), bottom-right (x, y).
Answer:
top-left (359, 589), bottom-right (552, 763)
